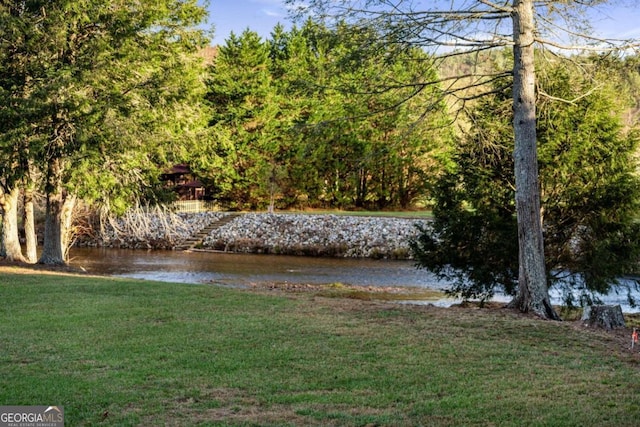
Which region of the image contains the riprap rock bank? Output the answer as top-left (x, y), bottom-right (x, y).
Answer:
top-left (79, 212), bottom-right (429, 259)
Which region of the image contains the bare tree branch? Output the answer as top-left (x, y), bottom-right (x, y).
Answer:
top-left (477, 0), bottom-right (513, 14)
top-left (535, 36), bottom-right (640, 52)
top-left (538, 83), bottom-right (604, 105)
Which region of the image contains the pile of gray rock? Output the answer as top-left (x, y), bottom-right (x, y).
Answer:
top-left (201, 213), bottom-right (429, 259)
top-left (83, 211), bottom-right (225, 249)
top-left (80, 211), bottom-right (430, 259)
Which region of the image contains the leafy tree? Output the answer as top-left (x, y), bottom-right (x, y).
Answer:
top-left (204, 30), bottom-right (279, 209)
top-left (0, 1), bottom-right (39, 262)
top-left (288, 0), bottom-right (638, 319)
top-left (0, 0), bottom-right (209, 264)
top-left (537, 60), bottom-right (640, 304)
top-left (205, 22), bottom-right (450, 210)
top-left (411, 58), bottom-right (640, 308)
top-left (282, 22), bottom-right (450, 209)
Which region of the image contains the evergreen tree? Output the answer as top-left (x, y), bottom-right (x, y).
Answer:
top-left (283, 22), bottom-right (450, 209)
top-left (205, 22), bottom-right (450, 210)
top-left (204, 30), bottom-right (278, 209)
top-left (411, 59), bottom-right (640, 307)
top-left (0, 0), bottom-right (209, 264)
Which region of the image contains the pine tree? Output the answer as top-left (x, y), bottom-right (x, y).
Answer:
top-left (411, 58), bottom-right (640, 308)
top-left (0, 0), bottom-right (209, 264)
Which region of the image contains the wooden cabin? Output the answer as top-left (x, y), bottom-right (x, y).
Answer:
top-left (160, 164), bottom-right (206, 200)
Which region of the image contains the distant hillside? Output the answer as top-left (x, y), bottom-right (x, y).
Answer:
top-left (198, 45), bottom-right (218, 64)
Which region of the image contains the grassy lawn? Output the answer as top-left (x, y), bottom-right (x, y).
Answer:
top-left (266, 209), bottom-right (433, 219)
top-left (1, 266), bottom-right (639, 426)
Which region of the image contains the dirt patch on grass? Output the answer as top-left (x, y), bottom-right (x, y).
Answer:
top-left (145, 387), bottom-right (396, 427)
top-left (242, 280), bottom-right (447, 302)
top-left (0, 259), bottom-right (89, 275)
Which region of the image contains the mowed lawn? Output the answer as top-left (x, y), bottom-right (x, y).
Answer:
top-left (1, 267), bottom-right (639, 426)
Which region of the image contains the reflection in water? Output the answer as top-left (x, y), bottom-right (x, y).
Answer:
top-left (69, 247), bottom-right (639, 312)
top-left (69, 247), bottom-right (447, 289)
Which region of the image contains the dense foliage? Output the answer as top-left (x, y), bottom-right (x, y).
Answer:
top-left (0, 0), bottom-right (209, 263)
top-left (411, 56), bottom-right (640, 306)
top-left (202, 22), bottom-right (452, 210)
top-left (1, 0), bottom-right (640, 302)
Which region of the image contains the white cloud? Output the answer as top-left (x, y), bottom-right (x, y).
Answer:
top-left (620, 27), bottom-right (640, 39)
top-left (263, 8), bottom-right (284, 18)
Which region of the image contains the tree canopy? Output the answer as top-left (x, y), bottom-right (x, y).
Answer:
top-left (0, 0), bottom-right (209, 264)
top-left (411, 55), bottom-right (640, 307)
top-left (203, 21), bottom-right (452, 210)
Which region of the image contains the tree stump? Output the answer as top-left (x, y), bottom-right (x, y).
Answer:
top-left (581, 305), bottom-right (625, 329)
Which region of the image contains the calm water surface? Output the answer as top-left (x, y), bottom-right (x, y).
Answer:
top-left (68, 247), bottom-right (639, 312)
top-left (69, 247), bottom-right (446, 289)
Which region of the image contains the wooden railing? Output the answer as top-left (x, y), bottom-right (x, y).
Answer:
top-left (171, 200), bottom-right (219, 213)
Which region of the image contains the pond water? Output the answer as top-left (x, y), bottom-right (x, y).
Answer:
top-left (68, 247), bottom-right (463, 307)
top-left (69, 247), bottom-right (447, 289)
top-left (68, 247), bottom-right (639, 312)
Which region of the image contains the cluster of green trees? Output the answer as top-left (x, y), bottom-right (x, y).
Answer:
top-left (198, 21), bottom-right (452, 210)
top-left (202, 19), bottom-right (640, 307)
top-left (286, 0), bottom-right (640, 318)
top-left (411, 54), bottom-right (640, 307)
top-left (0, 0), bottom-right (209, 264)
top-left (1, 0), bottom-right (639, 316)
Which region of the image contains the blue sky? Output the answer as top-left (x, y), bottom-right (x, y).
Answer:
top-left (589, 5), bottom-right (640, 40)
top-left (203, 0), bottom-right (640, 46)
top-left (205, 0), bottom-right (290, 46)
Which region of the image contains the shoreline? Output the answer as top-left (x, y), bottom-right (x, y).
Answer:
top-left (77, 212), bottom-right (430, 259)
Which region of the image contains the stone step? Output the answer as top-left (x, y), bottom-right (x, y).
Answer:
top-left (174, 213), bottom-right (241, 251)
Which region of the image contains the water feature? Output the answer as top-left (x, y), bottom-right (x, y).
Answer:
top-left (69, 247), bottom-right (446, 289)
top-left (69, 247), bottom-right (640, 312)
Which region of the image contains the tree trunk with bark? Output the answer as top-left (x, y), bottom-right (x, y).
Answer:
top-left (39, 191), bottom-right (76, 265)
top-left (23, 186), bottom-right (38, 263)
top-left (508, 0), bottom-right (560, 320)
top-left (60, 193), bottom-right (76, 261)
top-left (39, 156), bottom-right (76, 265)
top-left (0, 186), bottom-right (26, 262)
top-left (581, 305), bottom-right (625, 329)
top-left (39, 191), bottom-right (64, 265)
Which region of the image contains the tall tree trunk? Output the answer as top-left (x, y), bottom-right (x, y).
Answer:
top-left (39, 157), bottom-right (76, 265)
top-left (60, 193), bottom-right (76, 261)
top-left (23, 186), bottom-right (38, 263)
top-left (0, 186), bottom-right (26, 262)
top-left (40, 190), bottom-right (64, 265)
top-left (39, 190), bottom-right (76, 265)
top-left (508, 0), bottom-right (560, 320)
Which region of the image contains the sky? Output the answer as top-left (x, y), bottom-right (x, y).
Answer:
top-left (205, 0), bottom-right (290, 46)
top-left (203, 0), bottom-right (640, 47)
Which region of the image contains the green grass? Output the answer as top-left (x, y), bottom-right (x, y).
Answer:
top-left (1, 268), bottom-right (640, 426)
top-left (262, 209), bottom-right (434, 219)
